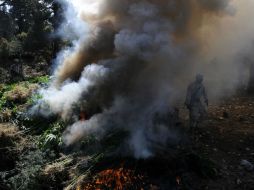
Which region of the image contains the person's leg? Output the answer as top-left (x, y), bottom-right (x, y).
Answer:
top-left (190, 106), bottom-right (198, 130)
top-left (198, 103), bottom-right (208, 125)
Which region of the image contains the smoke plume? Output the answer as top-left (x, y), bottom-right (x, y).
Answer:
top-left (37, 0), bottom-right (254, 158)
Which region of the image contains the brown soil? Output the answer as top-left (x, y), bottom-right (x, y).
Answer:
top-left (192, 96), bottom-right (254, 190)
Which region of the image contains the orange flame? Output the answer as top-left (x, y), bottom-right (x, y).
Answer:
top-left (79, 167), bottom-right (146, 190)
top-left (80, 111), bottom-right (86, 121)
top-left (176, 176), bottom-right (181, 185)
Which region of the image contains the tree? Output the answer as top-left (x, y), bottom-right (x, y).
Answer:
top-left (0, 0), bottom-right (64, 62)
top-left (0, 1), bottom-right (15, 38)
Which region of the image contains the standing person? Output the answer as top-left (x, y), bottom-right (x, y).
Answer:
top-left (185, 74), bottom-right (208, 130)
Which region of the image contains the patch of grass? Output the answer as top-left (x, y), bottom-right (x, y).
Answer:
top-left (0, 83), bottom-right (16, 97)
top-left (0, 80), bottom-right (41, 122)
top-left (0, 75), bottom-right (48, 109)
top-left (0, 95), bottom-right (7, 111)
top-left (28, 75), bottom-right (49, 84)
top-left (1, 108), bottom-right (12, 122)
top-left (27, 93), bottom-right (43, 105)
top-left (3, 82), bottom-right (38, 103)
top-left (1, 81), bottom-right (37, 104)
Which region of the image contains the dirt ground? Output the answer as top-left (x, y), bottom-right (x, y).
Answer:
top-left (188, 96), bottom-right (254, 190)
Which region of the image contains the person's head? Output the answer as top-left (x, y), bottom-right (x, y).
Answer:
top-left (195, 74), bottom-right (203, 84)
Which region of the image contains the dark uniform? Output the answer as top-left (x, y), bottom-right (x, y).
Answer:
top-left (185, 74), bottom-right (208, 129)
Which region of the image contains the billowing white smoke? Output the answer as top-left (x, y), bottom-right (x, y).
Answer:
top-left (36, 0), bottom-right (254, 158)
top-left (40, 64), bottom-right (108, 119)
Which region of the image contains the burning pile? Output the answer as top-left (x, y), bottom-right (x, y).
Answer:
top-left (77, 167), bottom-right (146, 190)
top-left (34, 0), bottom-right (254, 158)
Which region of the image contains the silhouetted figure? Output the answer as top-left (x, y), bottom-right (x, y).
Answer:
top-left (185, 74), bottom-right (208, 129)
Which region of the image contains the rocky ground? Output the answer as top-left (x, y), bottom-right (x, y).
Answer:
top-left (192, 96), bottom-right (254, 190)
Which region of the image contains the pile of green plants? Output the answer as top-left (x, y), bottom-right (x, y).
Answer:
top-left (0, 76), bottom-right (49, 122)
top-left (1, 146), bottom-right (57, 190)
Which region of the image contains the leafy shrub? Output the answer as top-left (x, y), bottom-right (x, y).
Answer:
top-left (27, 93), bottom-right (43, 106)
top-left (8, 38), bottom-right (22, 57)
top-left (0, 37), bottom-right (22, 58)
top-left (17, 32), bottom-right (28, 42)
top-left (0, 38), bottom-right (10, 58)
top-left (38, 122), bottom-right (66, 151)
top-left (0, 95), bottom-right (7, 111)
top-left (28, 75), bottom-right (49, 84)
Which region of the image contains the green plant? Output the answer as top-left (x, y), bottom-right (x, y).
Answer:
top-left (17, 32), bottom-right (28, 42)
top-left (27, 93), bottom-right (43, 105)
top-left (38, 122), bottom-right (66, 151)
top-left (0, 95), bottom-right (7, 110)
top-left (0, 37), bottom-right (22, 57)
top-left (0, 38), bottom-right (9, 58)
top-left (2, 82), bottom-right (38, 106)
top-left (29, 75), bottom-right (49, 84)
top-left (8, 37), bottom-right (22, 56)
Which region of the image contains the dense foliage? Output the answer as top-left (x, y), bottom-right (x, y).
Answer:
top-left (0, 0), bottom-right (62, 60)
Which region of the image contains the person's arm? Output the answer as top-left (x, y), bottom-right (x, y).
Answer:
top-left (185, 85), bottom-right (191, 108)
top-left (203, 86), bottom-right (208, 106)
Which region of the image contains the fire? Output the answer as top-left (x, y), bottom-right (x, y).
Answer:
top-left (176, 176), bottom-right (181, 185)
top-left (95, 168), bottom-right (127, 189)
top-left (78, 167), bottom-right (146, 190)
top-left (80, 111), bottom-right (86, 121)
